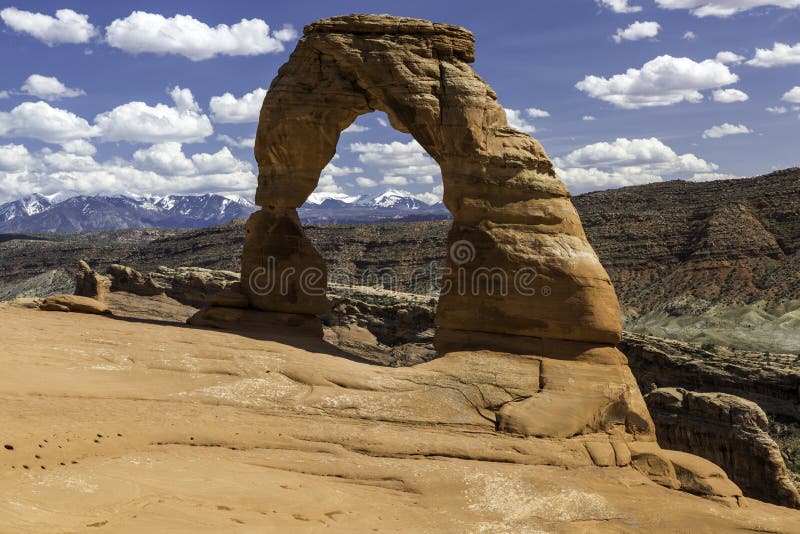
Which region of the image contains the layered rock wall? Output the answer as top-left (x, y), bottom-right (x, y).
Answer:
top-left (646, 388), bottom-right (800, 508)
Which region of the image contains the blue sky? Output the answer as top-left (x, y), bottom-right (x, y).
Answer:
top-left (0, 0), bottom-right (798, 204)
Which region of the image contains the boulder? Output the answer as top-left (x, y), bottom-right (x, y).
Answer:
top-left (39, 294), bottom-right (110, 315)
top-left (150, 266), bottom-right (241, 307)
top-left (107, 264), bottom-right (164, 297)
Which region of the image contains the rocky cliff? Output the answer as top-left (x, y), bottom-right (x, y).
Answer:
top-left (574, 168), bottom-right (800, 353)
top-left (645, 387), bottom-right (800, 508)
top-left (573, 169), bottom-right (800, 311)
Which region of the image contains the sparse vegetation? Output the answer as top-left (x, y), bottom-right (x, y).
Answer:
top-left (700, 343), bottom-right (716, 354)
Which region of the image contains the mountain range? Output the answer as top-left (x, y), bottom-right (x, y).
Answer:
top-left (298, 189), bottom-right (448, 224)
top-left (0, 189), bottom-right (449, 232)
top-left (0, 193), bottom-right (257, 233)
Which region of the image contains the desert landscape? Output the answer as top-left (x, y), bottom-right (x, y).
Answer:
top-left (1, 4), bottom-right (799, 534)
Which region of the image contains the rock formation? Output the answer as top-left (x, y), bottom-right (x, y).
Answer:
top-left (181, 14), bottom-right (749, 505)
top-left (74, 260), bottom-right (110, 301)
top-left (107, 264), bottom-right (165, 297)
top-left (239, 14), bottom-right (620, 348)
top-left (621, 332), bottom-right (800, 422)
top-left (646, 387), bottom-right (800, 508)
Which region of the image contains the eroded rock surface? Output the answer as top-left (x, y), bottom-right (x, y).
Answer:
top-left (2, 307), bottom-right (798, 531)
top-left (39, 294), bottom-right (110, 315)
top-left (177, 15), bottom-right (755, 507)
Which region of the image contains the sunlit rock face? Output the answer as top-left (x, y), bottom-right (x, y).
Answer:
top-left (244, 14), bottom-right (621, 348)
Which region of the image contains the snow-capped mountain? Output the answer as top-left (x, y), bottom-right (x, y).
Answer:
top-left (298, 189), bottom-right (449, 224)
top-left (0, 194), bottom-right (53, 223)
top-left (303, 189), bottom-right (435, 210)
top-left (305, 192), bottom-right (363, 205)
top-left (370, 189), bottom-right (427, 209)
top-left (0, 194), bottom-right (257, 233)
top-left (0, 189), bottom-right (449, 233)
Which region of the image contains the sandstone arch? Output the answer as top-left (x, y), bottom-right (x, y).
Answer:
top-left (242, 14), bottom-right (622, 352)
top-left (191, 16), bottom-right (748, 501)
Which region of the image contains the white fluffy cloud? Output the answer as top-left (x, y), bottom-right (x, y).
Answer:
top-left (60, 139), bottom-right (96, 156)
top-left (576, 55), bottom-right (738, 109)
top-left (315, 174), bottom-right (343, 194)
top-left (342, 123), bottom-right (369, 133)
top-left (356, 177), bottom-right (378, 187)
top-left (766, 106), bottom-right (788, 114)
top-left (382, 176), bottom-right (408, 186)
top-left (782, 86), bottom-right (800, 103)
top-left (683, 31), bottom-right (698, 40)
top-left (94, 86), bottom-right (213, 143)
top-left (655, 0), bottom-right (800, 17)
top-left (702, 123), bottom-right (752, 138)
top-left (0, 7), bottom-right (96, 45)
top-left (209, 88), bottom-right (267, 123)
top-left (414, 191), bottom-right (442, 205)
top-left (0, 143), bottom-right (33, 171)
top-left (689, 172), bottom-right (739, 182)
top-left (192, 146), bottom-right (250, 174)
top-left (526, 108), bottom-right (550, 118)
top-left (554, 137), bottom-right (718, 193)
top-left (0, 101), bottom-right (96, 143)
top-left (747, 42), bottom-right (800, 67)
top-left (613, 21), bottom-right (661, 43)
top-left (598, 0), bottom-right (643, 13)
top-left (0, 87), bottom-right (215, 146)
top-left (349, 140), bottom-right (436, 171)
top-left (503, 108), bottom-right (536, 133)
top-left (0, 142), bottom-right (255, 203)
top-left (20, 74), bottom-right (84, 100)
top-left (105, 12), bottom-right (297, 61)
top-left (216, 134), bottom-right (255, 148)
top-left (583, 115), bottom-right (597, 121)
top-left (712, 88), bottom-right (749, 103)
top-left (348, 139), bottom-right (440, 189)
top-left (322, 161), bottom-right (363, 177)
top-left (132, 142), bottom-right (195, 175)
top-left (715, 51), bottom-right (746, 64)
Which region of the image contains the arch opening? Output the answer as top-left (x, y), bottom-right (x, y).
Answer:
top-left (300, 110), bottom-right (448, 296)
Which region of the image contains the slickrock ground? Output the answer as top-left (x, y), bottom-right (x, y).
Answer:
top-left (1, 305), bottom-right (799, 533)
